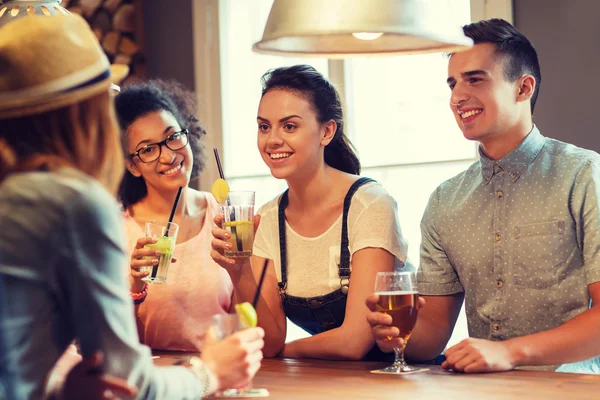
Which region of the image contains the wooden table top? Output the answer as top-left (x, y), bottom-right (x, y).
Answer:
top-left (153, 353), bottom-right (600, 400)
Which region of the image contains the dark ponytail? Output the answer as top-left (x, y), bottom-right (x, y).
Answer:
top-left (261, 65), bottom-right (360, 175)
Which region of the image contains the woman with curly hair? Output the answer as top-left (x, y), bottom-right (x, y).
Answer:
top-left (114, 80), bottom-right (233, 351)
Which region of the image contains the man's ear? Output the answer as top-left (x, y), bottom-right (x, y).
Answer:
top-left (321, 120), bottom-right (336, 146)
top-left (517, 74), bottom-right (535, 102)
top-left (125, 159), bottom-right (142, 178)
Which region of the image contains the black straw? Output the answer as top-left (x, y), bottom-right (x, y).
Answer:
top-left (151, 186), bottom-right (182, 279)
top-left (213, 148), bottom-right (225, 180)
top-left (213, 148), bottom-right (243, 252)
top-left (167, 186), bottom-right (183, 230)
top-left (252, 259), bottom-right (269, 309)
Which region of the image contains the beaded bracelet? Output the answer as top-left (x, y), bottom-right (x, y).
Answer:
top-left (131, 283), bottom-right (148, 305)
top-left (189, 356), bottom-right (219, 398)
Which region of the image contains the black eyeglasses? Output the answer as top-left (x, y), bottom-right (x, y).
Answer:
top-left (129, 129), bottom-right (189, 163)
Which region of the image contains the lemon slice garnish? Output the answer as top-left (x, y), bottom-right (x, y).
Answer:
top-left (235, 302), bottom-right (258, 328)
top-left (211, 178), bottom-right (230, 204)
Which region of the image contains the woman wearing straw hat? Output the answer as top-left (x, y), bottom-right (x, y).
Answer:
top-left (113, 80), bottom-right (234, 352)
top-left (0, 14), bottom-right (263, 400)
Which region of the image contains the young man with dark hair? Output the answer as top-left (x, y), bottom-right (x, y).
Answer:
top-left (367, 18), bottom-right (600, 374)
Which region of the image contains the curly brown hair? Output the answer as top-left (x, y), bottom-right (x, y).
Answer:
top-left (114, 79), bottom-right (207, 209)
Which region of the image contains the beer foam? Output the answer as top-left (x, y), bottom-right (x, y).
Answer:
top-left (375, 291), bottom-right (419, 295)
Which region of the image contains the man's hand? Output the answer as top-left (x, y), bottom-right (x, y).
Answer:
top-left (365, 294), bottom-right (426, 353)
top-left (442, 338), bottom-right (516, 373)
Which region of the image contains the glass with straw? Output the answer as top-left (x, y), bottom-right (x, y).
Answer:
top-left (211, 259), bottom-right (270, 398)
top-left (140, 186), bottom-right (182, 284)
top-left (221, 191), bottom-right (255, 257)
top-left (213, 149), bottom-right (255, 258)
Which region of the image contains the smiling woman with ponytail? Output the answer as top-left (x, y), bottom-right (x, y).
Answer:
top-left (259, 64), bottom-right (361, 176)
top-left (210, 64), bottom-right (411, 361)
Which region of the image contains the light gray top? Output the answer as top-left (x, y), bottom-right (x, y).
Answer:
top-left (0, 168), bottom-right (203, 399)
top-left (418, 126), bottom-right (600, 341)
top-left (253, 182), bottom-right (409, 298)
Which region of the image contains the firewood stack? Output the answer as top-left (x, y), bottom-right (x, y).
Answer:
top-left (64, 0), bottom-right (144, 83)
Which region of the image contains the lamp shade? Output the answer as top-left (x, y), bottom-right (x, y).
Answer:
top-left (253, 0), bottom-right (473, 57)
top-left (0, 1), bottom-right (69, 27)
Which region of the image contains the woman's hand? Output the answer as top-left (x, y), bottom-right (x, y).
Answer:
top-left (45, 344), bottom-right (81, 399)
top-left (210, 214), bottom-right (260, 271)
top-left (201, 326), bottom-right (265, 390)
top-left (129, 237), bottom-right (158, 292)
top-left (128, 237), bottom-right (177, 293)
top-left (61, 352), bottom-right (137, 400)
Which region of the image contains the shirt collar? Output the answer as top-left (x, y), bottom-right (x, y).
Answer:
top-left (480, 125), bottom-right (545, 184)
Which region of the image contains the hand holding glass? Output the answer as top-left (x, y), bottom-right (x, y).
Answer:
top-left (221, 191), bottom-right (255, 258)
top-left (140, 221), bottom-right (178, 284)
top-left (372, 271), bottom-right (423, 374)
top-left (210, 313), bottom-right (268, 398)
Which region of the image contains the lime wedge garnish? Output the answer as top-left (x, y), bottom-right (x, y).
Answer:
top-left (211, 178), bottom-right (230, 204)
top-left (235, 302), bottom-right (258, 328)
top-left (145, 237), bottom-right (175, 252)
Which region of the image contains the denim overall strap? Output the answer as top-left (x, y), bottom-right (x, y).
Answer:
top-left (338, 177), bottom-right (375, 292)
top-left (277, 190), bottom-right (290, 296)
top-left (277, 177), bottom-right (376, 296)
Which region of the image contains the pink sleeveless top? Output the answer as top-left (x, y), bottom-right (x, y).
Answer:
top-left (123, 193), bottom-right (233, 351)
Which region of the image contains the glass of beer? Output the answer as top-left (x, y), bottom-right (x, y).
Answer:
top-left (373, 271), bottom-right (422, 374)
top-left (221, 191), bottom-right (255, 258)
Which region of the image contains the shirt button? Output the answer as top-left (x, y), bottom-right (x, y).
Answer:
top-left (510, 173), bottom-right (516, 179)
top-left (496, 279), bottom-right (504, 288)
top-left (492, 323), bottom-right (501, 332)
top-left (495, 233), bottom-right (501, 241)
top-left (496, 191), bottom-right (503, 198)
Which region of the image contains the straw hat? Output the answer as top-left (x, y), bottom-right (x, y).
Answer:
top-left (0, 14), bottom-right (128, 119)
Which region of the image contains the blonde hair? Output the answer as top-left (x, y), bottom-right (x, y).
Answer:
top-left (0, 92), bottom-right (123, 195)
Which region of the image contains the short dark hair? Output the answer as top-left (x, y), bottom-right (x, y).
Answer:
top-left (261, 65), bottom-right (360, 175)
top-left (462, 18), bottom-right (541, 113)
top-left (114, 79), bottom-right (206, 209)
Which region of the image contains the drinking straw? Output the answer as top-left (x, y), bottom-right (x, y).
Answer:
top-left (167, 186), bottom-right (183, 229)
top-left (213, 148), bottom-right (243, 252)
top-left (151, 186), bottom-right (182, 279)
top-left (252, 258), bottom-right (270, 309)
top-left (213, 148), bottom-right (225, 183)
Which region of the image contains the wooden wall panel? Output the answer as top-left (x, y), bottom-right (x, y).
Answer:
top-left (64, 0), bottom-right (145, 83)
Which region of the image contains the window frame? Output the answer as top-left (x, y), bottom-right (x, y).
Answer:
top-left (191, 0), bottom-right (513, 189)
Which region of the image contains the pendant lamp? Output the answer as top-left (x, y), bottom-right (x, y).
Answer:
top-left (253, 0), bottom-right (473, 57)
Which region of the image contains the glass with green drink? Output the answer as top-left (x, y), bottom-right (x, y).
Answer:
top-left (141, 220), bottom-right (178, 284)
top-left (211, 310), bottom-right (268, 398)
top-left (221, 191), bottom-right (255, 258)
